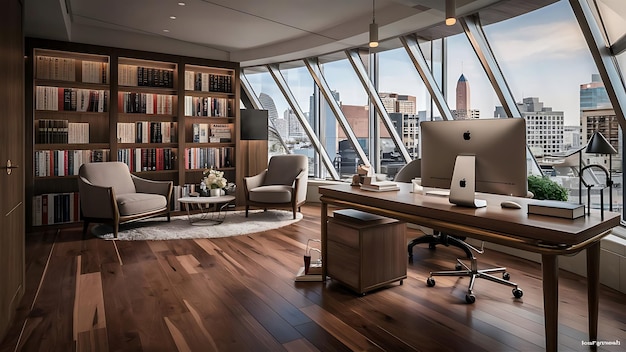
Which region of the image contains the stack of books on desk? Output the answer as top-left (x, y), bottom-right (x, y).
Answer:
top-left (360, 180), bottom-right (400, 192)
top-left (527, 200), bottom-right (585, 219)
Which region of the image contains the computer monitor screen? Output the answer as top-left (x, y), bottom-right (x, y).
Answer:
top-left (420, 118), bottom-right (528, 197)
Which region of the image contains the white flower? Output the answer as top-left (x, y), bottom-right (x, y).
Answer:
top-left (202, 168), bottom-right (227, 189)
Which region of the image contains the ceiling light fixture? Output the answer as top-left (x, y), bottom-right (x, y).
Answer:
top-left (445, 0), bottom-right (456, 26)
top-left (177, 2), bottom-right (185, 6)
top-left (169, 16), bottom-right (176, 20)
top-left (369, 0), bottom-right (378, 48)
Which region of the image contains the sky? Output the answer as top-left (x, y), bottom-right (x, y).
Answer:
top-left (247, 1), bottom-right (600, 127)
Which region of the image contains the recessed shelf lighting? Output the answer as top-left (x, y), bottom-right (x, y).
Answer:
top-left (169, 16), bottom-right (176, 20)
top-left (163, 29), bottom-right (170, 33)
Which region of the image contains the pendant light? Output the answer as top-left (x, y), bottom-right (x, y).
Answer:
top-left (369, 0), bottom-right (379, 48)
top-left (446, 0), bottom-right (456, 26)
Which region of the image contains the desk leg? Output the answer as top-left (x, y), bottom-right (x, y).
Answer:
top-left (321, 201), bottom-right (328, 282)
top-left (542, 254), bottom-right (559, 352)
top-left (587, 242), bottom-right (601, 342)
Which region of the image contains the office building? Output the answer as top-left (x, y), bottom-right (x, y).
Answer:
top-left (580, 74), bottom-right (611, 110)
top-left (2, 1), bottom-right (626, 351)
top-left (379, 93), bottom-right (417, 114)
top-left (452, 74), bottom-right (479, 119)
top-left (519, 97), bottom-right (564, 156)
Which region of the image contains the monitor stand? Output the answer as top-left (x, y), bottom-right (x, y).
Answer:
top-left (449, 154), bottom-right (487, 208)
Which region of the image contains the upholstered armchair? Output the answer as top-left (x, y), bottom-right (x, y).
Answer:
top-left (243, 154), bottom-right (308, 219)
top-left (77, 161), bottom-right (173, 238)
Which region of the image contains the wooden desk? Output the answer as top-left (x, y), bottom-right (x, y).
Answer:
top-left (319, 183), bottom-right (620, 352)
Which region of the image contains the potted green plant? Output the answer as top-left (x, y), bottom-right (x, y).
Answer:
top-left (527, 175), bottom-right (568, 201)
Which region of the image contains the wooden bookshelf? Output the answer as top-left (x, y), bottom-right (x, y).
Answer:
top-left (25, 38), bottom-right (241, 231)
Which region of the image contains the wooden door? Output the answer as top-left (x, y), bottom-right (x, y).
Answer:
top-left (0, 0), bottom-right (24, 341)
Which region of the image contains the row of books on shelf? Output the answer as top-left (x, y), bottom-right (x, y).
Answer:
top-left (32, 192), bottom-right (81, 226)
top-left (118, 92), bottom-right (174, 114)
top-left (192, 123), bottom-right (232, 143)
top-left (172, 184), bottom-right (198, 211)
top-left (184, 147), bottom-right (234, 169)
top-left (36, 86), bottom-right (108, 112)
top-left (37, 120), bottom-right (89, 144)
top-left (117, 122), bottom-right (178, 144)
top-left (184, 71), bottom-right (233, 93)
top-left (118, 148), bottom-right (176, 172)
top-left (119, 64), bottom-right (174, 88)
top-left (34, 150), bottom-right (109, 177)
top-left (36, 56), bottom-right (109, 84)
top-left (183, 96), bottom-right (232, 117)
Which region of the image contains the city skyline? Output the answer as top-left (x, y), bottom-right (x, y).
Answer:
top-left (247, 1), bottom-right (598, 129)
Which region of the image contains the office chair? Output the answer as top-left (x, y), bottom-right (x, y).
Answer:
top-left (394, 159), bottom-right (523, 303)
top-left (394, 159), bottom-right (473, 261)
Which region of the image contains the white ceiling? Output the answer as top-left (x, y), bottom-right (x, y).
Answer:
top-left (23, 0), bottom-right (556, 67)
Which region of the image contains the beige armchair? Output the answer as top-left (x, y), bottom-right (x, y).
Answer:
top-left (77, 161), bottom-right (173, 238)
top-left (244, 154), bottom-right (308, 219)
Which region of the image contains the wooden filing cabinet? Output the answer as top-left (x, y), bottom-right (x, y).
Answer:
top-left (326, 209), bottom-right (407, 295)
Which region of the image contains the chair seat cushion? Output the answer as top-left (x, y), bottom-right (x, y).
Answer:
top-left (117, 193), bottom-right (167, 216)
top-left (249, 185), bottom-right (293, 203)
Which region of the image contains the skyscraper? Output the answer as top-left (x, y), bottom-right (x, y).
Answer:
top-left (453, 74), bottom-right (479, 119)
top-left (259, 92), bottom-right (288, 138)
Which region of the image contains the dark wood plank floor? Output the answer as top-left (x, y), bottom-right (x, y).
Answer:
top-left (1, 204), bottom-right (625, 351)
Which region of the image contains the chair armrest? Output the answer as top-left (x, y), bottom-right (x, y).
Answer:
top-left (244, 170), bottom-right (267, 191)
top-left (77, 176), bottom-right (116, 219)
top-left (132, 175), bottom-right (173, 199)
top-left (293, 169), bottom-right (308, 203)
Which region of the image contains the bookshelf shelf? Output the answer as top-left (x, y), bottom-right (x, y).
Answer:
top-left (26, 39), bottom-right (241, 230)
top-left (34, 143), bottom-right (110, 150)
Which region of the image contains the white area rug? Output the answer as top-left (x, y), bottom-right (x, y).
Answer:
top-left (92, 210), bottom-right (303, 241)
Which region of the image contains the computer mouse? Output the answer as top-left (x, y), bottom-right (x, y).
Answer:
top-left (501, 200), bottom-right (522, 209)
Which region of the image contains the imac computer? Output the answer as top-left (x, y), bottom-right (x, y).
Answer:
top-left (420, 118), bottom-right (528, 207)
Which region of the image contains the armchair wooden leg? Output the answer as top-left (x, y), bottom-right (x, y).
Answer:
top-left (82, 220), bottom-right (90, 237)
top-left (245, 205), bottom-right (249, 217)
top-left (292, 207), bottom-right (296, 219)
top-left (167, 211), bottom-right (171, 222)
top-left (113, 223), bottom-right (119, 239)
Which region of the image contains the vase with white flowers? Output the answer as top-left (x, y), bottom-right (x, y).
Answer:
top-left (200, 168), bottom-right (228, 197)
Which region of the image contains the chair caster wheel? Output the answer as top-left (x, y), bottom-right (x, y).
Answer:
top-left (465, 294), bottom-right (476, 304)
top-left (503, 272), bottom-right (510, 280)
top-left (426, 277), bottom-right (436, 287)
top-left (455, 263), bottom-right (463, 271)
top-left (513, 288), bottom-right (523, 299)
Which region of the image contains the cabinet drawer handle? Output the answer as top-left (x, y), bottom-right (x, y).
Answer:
top-left (3, 160), bottom-right (19, 175)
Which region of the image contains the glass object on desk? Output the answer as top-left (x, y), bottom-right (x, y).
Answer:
top-left (411, 178), bottom-right (424, 194)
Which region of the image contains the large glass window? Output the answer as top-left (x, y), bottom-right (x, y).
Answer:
top-left (483, 1), bottom-right (623, 215)
top-left (377, 43), bottom-right (431, 178)
top-left (319, 54), bottom-right (370, 177)
top-left (243, 66), bottom-right (315, 175)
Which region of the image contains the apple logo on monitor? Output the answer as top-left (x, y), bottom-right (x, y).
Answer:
top-left (463, 130), bottom-right (471, 140)
top-left (460, 178), bottom-right (466, 188)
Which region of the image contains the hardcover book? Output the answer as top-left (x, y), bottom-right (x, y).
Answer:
top-left (527, 200), bottom-right (585, 219)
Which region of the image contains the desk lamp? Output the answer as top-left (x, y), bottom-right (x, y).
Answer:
top-left (579, 131), bottom-right (617, 219)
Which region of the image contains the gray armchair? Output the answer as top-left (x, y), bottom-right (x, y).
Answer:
top-left (77, 161), bottom-right (173, 238)
top-left (244, 154), bottom-right (308, 219)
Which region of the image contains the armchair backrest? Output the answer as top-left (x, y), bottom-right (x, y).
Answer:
top-left (264, 155), bottom-right (308, 186)
top-left (79, 161), bottom-right (136, 194)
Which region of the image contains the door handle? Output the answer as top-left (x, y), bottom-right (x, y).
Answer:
top-left (3, 160), bottom-right (19, 175)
